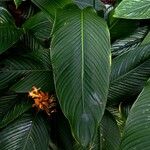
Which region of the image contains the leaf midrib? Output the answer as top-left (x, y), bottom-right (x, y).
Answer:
top-left (81, 11), bottom-right (85, 112)
top-left (22, 115), bottom-right (37, 150)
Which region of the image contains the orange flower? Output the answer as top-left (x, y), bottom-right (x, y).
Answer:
top-left (28, 86), bottom-right (56, 116)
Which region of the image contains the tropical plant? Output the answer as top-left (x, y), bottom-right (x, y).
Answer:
top-left (0, 0), bottom-right (150, 149)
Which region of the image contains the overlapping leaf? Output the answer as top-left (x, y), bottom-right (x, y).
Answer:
top-left (0, 102), bottom-right (31, 128)
top-left (93, 110), bottom-right (121, 150)
top-left (114, 0), bottom-right (150, 19)
top-left (111, 26), bottom-right (148, 57)
top-left (0, 95), bottom-right (17, 119)
top-left (0, 7), bottom-right (23, 54)
top-left (23, 11), bottom-right (52, 41)
top-left (51, 4), bottom-right (111, 147)
top-left (108, 44), bottom-right (150, 104)
top-left (121, 79), bottom-right (150, 150)
top-left (0, 49), bottom-right (53, 92)
top-left (0, 113), bottom-right (50, 150)
top-left (74, 0), bottom-right (104, 10)
top-left (31, 0), bottom-right (72, 20)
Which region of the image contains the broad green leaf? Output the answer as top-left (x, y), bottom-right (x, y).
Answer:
top-left (108, 44), bottom-right (150, 104)
top-left (0, 7), bottom-right (23, 54)
top-left (0, 102), bottom-right (31, 128)
top-left (93, 110), bottom-right (120, 150)
top-left (121, 79), bottom-right (150, 150)
top-left (114, 0), bottom-right (150, 19)
top-left (0, 95), bottom-right (17, 119)
top-left (0, 113), bottom-right (50, 150)
top-left (0, 49), bottom-right (54, 92)
top-left (31, 0), bottom-right (72, 20)
top-left (51, 5), bottom-right (111, 147)
top-left (23, 11), bottom-right (52, 41)
top-left (14, 0), bottom-right (23, 8)
top-left (111, 26), bottom-right (148, 57)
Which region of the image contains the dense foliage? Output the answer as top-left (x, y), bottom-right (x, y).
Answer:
top-left (0, 0), bottom-right (150, 149)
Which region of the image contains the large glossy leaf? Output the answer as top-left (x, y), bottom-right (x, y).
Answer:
top-left (73, 111), bottom-right (121, 150)
top-left (51, 4), bottom-right (111, 147)
top-left (121, 79), bottom-right (150, 150)
top-left (0, 49), bottom-right (54, 92)
top-left (0, 113), bottom-right (50, 150)
top-left (114, 0), bottom-right (150, 19)
top-left (0, 102), bottom-right (31, 128)
top-left (31, 0), bottom-right (72, 20)
top-left (93, 110), bottom-right (121, 150)
top-left (0, 7), bottom-right (23, 54)
top-left (108, 44), bottom-right (150, 104)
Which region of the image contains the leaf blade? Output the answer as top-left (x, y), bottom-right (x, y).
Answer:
top-left (121, 79), bottom-right (150, 150)
top-left (51, 5), bottom-right (111, 147)
top-left (114, 0), bottom-right (150, 19)
top-left (0, 113), bottom-right (50, 150)
top-left (0, 7), bottom-right (23, 54)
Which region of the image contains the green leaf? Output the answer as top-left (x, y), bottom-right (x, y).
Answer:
top-left (0, 49), bottom-right (54, 92)
top-left (74, 0), bottom-right (105, 10)
top-left (93, 110), bottom-right (120, 150)
top-left (114, 0), bottom-right (150, 19)
top-left (0, 102), bottom-right (31, 128)
top-left (108, 10), bottom-right (138, 40)
top-left (141, 30), bottom-right (150, 46)
top-left (121, 79), bottom-right (150, 149)
top-left (111, 26), bottom-right (148, 57)
top-left (108, 44), bottom-right (150, 104)
top-left (0, 95), bottom-right (17, 119)
top-left (14, 0), bottom-right (23, 8)
top-left (23, 11), bottom-right (52, 41)
top-left (0, 7), bottom-right (23, 54)
top-left (0, 113), bottom-right (50, 150)
top-left (31, 0), bottom-right (72, 20)
top-left (51, 5), bottom-right (111, 147)
top-left (20, 32), bottom-right (44, 51)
